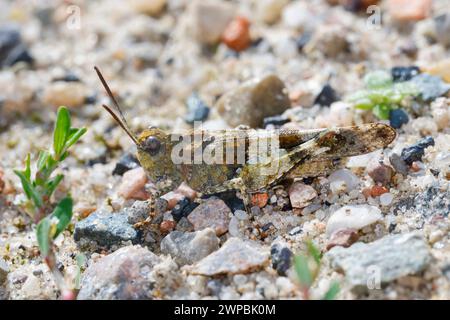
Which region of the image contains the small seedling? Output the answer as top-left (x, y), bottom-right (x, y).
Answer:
top-left (347, 70), bottom-right (419, 120)
top-left (294, 241), bottom-right (339, 300)
top-left (14, 106), bottom-right (86, 299)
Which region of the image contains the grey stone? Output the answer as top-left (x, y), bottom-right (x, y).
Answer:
top-left (188, 237), bottom-right (269, 276)
top-left (125, 200), bottom-right (153, 225)
top-left (0, 258), bottom-right (9, 284)
top-left (389, 153), bottom-right (409, 175)
top-left (187, 197), bottom-right (231, 236)
top-left (216, 74), bottom-right (291, 128)
top-left (410, 74), bottom-right (450, 102)
top-left (327, 232), bottom-right (432, 290)
top-left (74, 210), bottom-right (139, 248)
top-left (434, 13), bottom-right (450, 47)
top-left (160, 228), bottom-right (220, 266)
top-left (77, 245), bottom-right (160, 300)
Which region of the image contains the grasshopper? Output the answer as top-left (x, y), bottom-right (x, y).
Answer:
top-left (95, 67), bottom-right (396, 227)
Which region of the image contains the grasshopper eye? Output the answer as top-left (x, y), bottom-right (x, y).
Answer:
top-left (143, 136), bottom-right (161, 155)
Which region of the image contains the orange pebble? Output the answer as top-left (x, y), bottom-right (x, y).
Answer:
top-left (251, 192), bottom-right (269, 208)
top-left (370, 185), bottom-right (389, 197)
top-left (160, 220), bottom-right (176, 234)
top-left (222, 16), bottom-right (251, 52)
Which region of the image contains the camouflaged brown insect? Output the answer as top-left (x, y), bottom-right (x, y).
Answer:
top-left (95, 66), bottom-right (396, 228)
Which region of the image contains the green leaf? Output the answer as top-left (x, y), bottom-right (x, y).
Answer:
top-left (322, 282), bottom-right (340, 300)
top-left (65, 127), bottom-right (87, 150)
top-left (294, 255), bottom-right (313, 289)
top-left (307, 241), bottom-right (322, 265)
top-left (36, 217), bottom-right (51, 257)
top-left (13, 170), bottom-right (42, 208)
top-left (373, 104), bottom-right (392, 120)
top-left (24, 153), bottom-right (31, 180)
top-left (45, 174), bottom-right (64, 197)
top-left (50, 197), bottom-right (73, 239)
top-left (36, 151), bottom-right (51, 172)
top-left (53, 106), bottom-right (71, 157)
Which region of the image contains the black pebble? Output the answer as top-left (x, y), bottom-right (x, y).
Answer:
top-left (185, 93), bottom-right (210, 124)
top-left (314, 84), bottom-right (339, 107)
top-left (389, 108), bottom-right (409, 128)
top-left (87, 154), bottom-right (107, 167)
top-left (296, 32), bottom-right (311, 51)
top-left (53, 72), bottom-right (80, 82)
top-left (401, 136), bottom-right (435, 165)
top-left (112, 152), bottom-right (140, 176)
top-left (0, 26), bottom-right (33, 67)
top-left (263, 115), bottom-right (290, 128)
top-left (271, 244), bottom-right (293, 276)
top-left (171, 198), bottom-right (198, 222)
top-left (209, 190), bottom-right (245, 212)
top-left (391, 66), bottom-right (420, 82)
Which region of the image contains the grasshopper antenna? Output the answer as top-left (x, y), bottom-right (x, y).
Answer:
top-left (94, 66), bottom-right (139, 146)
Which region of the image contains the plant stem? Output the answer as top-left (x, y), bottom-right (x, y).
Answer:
top-left (44, 247), bottom-right (75, 300)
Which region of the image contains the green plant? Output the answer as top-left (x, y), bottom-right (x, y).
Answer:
top-left (346, 70), bottom-right (419, 120)
top-left (294, 241), bottom-right (339, 300)
top-left (14, 106), bottom-right (86, 299)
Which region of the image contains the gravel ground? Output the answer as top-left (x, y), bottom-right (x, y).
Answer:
top-left (0, 0), bottom-right (449, 300)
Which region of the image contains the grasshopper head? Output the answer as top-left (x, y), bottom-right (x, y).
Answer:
top-left (136, 127), bottom-right (181, 185)
top-left (95, 66), bottom-right (182, 186)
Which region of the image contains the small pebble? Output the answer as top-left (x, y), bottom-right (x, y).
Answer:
top-left (131, 0), bottom-right (166, 17)
top-left (288, 182), bottom-right (317, 208)
top-left (295, 32), bottom-right (312, 51)
top-left (161, 192), bottom-right (186, 210)
top-left (234, 210), bottom-right (248, 220)
top-left (192, 0), bottom-right (235, 44)
top-left (380, 192), bottom-right (394, 206)
top-left (175, 183), bottom-right (197, 201)
top-left (367, 161), bottom-right (394, 185)
top-left (387, 0), bottom-right (431, 22)
top-left (160, 220), bottom-right (176, 234)
top-left (222, 16), bottom-right (251, 52)
top-left (187, 197), bottom-right (231, 236)
top-left (389, 153), bottom-right (409, 175)
top-left (185, 93), bottom-right (210, 124)
top-left (389, 109), bottom-right (409, 129)
top-left (257, 0), bottom-right (289, 24)
top-left (370, 185), bottom-right (389, 197)
top-left (391, 66), bottom-right (420, 82)
top-left (433, 14), bottom-right (450, 47)
top-left (0, 25), bottom-right (33, 67)
top-left (328, 169), bottom-right (360, 194)
top-left (263, 115), bottom-right (290, 128)
top-left (251, 193), bottom-right (269, 208)
top-left (216, 74), bottom-right (291, 128)
top-left (117, 167), bottom-right (149, 200)
top-left (326, 205), bottom-right (382, 236)
top-left (410, 74), bottom-right (450, 102)
top-left (112, 152), bottom-right (140, 176)
top-left (270, 243), bottom-right (292, 276)
top-left (326, 229), bottom-right (359, 251)
top-left (401, 136), bottom-right (435, 165)
top-left (42, 81), bottom-right (87, 109)
top-left (314, 84), bottom-right (339, 107)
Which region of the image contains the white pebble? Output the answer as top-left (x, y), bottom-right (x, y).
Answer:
top-left (328, 169), bottom-right (360, 194)
top-left (379, 193), bottom-right (394, 206)
top-left (326, 205), bottom-right (382, 236)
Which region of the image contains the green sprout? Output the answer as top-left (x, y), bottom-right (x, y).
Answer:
top-left (294, 241), bottom-right (339, 300)
top-left (14, 106), bottom-right (86, 299)
top-left (346, 70), bottom-right (419, 120)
